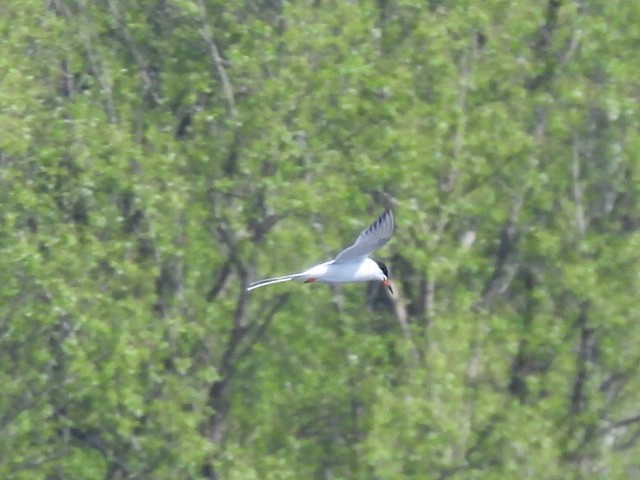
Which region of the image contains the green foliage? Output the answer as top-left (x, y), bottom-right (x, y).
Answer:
top-left (1, 0), bottom-right (640, 478)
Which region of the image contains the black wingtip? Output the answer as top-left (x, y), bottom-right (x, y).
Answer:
top-left (365, 208), bottom-right (394, 237)
top-left (382, 208), bottom-right (394, 227)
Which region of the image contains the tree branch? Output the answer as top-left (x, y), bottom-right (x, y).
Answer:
top-left (611, 414), bottom-right (640, 430)
top-left (475, 192), bottom-right (525, 310)
top-left (196, 0), bottom-right (237, 117)
top-left (571, 136), bottom-right (587, 237)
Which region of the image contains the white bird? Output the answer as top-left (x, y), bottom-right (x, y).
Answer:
top-left (247, 209), bottom-right (395, 293)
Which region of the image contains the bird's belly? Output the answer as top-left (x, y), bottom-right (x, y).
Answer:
top-left (306, 261), bottom-right (375, 283)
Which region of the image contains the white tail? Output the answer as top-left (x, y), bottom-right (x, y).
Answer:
top-left (247, 274), bottom-right (301, 291)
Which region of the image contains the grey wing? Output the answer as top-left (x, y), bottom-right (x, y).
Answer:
top-left (333, 209), bottom-right (394, 263)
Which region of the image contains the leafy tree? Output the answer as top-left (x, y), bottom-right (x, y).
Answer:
top-left (1, 0), bottom-right (639, 478)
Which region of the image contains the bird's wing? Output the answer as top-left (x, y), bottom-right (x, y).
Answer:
top-left (333, 209), bottom-right (394, 264)
top-left (247, 273), bottom-right (303, 291)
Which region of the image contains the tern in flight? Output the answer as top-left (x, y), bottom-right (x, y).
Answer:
top-left (247, 209), bottom-right (394, 293)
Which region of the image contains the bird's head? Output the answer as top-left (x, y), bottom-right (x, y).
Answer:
top-left (375, 261), bottom-right (393, 294)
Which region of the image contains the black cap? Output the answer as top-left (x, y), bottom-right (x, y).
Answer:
top-left (375, 261), bottom-right (389, 278)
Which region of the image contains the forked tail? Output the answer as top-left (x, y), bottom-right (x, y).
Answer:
top-left (247, 274), bottom-right (303, 291)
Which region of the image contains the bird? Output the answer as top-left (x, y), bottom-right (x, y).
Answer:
top-left (247, 209), bottom-right (395, 293)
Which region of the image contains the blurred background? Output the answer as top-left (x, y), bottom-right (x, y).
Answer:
top-left (1, 0), bottom-right (639, 478)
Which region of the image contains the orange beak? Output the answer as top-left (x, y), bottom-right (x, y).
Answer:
top-left (383, 278), bottom-right (393, 294)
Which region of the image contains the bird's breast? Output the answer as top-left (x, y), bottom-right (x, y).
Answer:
top-left (304, 259), bottom-right (379, 283)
